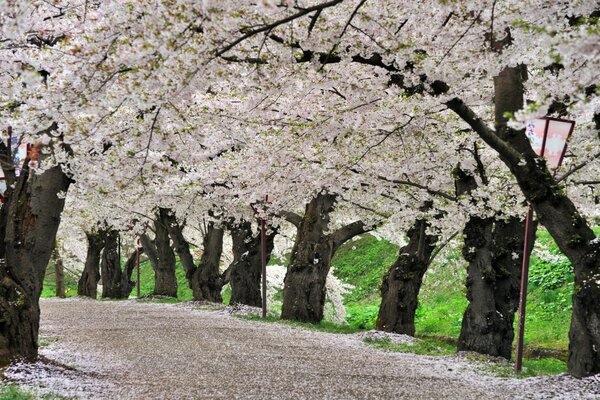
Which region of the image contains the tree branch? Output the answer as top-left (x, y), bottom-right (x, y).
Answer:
top-left (277, 210), bottom-right (303, 228)
top-left (330, 220), bottom-right (371, 253)
top-left (445, 97), bottom-right (521, 166)
top-left (215, 0), bottom-right (344, 58)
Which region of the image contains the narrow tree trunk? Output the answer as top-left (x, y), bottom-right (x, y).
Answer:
top-left (150, 209), bottom-right (177, 297)
top-left (281, 193), bottom-right (337, 323)
top-left (191, 223), bottom-right (224, 302)
top-left (53, 246), bottom-right (65, 298)
top-left (78, 231), bottom-right (105, 298)
top-left (0, 161), bottom-right (71, 365)
top-left (376, 217), bottom-right (437, 335)
top-left (228, 220), bottom-right (276, 307)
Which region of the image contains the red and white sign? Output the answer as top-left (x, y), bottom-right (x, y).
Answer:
top-left (525, 117), bottom-right (575, 169)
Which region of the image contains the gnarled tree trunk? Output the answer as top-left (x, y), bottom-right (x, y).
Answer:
top-left (228, 220), bottom-right (276, 307)
top-left (145, 208), bottom-right (177, 297)
top-left (0, 159), bottom-right (71, 365)
top-left (191, 223), bottom-right (224, 302)
top-left (376, 217), bottom-right (437, 335)
top-left (78, 231), bottom-right (105, 298)
top-left (457, 216), bottom-right (534, 359)
top-left (281, 193), bottom-right (337, 323)
top-left (281, 192), bottom-right (369, 323)
top-left (100, 231), bottom-right (138, 299)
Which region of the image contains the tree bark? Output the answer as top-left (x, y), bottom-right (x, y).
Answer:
top-left (0, 159), bottom-right (71, 365)
top-left (78, 231), bottom-right (105, 298)
top-left (457, 216), bottom-right (534, 359)
top-left (100, 231), bottom-right (136, 299)
top-left (281, 192), bottom-right (369, 323)
top-left (447, 65), bottom-right (600, 376)
top-left (376, 217), bottom-right (437, 335)
top-left (228, 220), bottom-right (276, 307)
top-left (190, 223), bottom-right (224, 302)
top-left (147, 208), bottom-right (177, 297)
top-left (53, 246), bottom-right (65, 298)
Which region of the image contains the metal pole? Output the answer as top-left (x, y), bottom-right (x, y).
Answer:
top-left (515, 207), bottom-right (535, 371)
top-left (136, 238), bottom-right (141, 298)
top-left (261, 217), bottom-right (267, 318)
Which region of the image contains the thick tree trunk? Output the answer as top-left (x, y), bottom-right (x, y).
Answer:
top-left (376, 217), bottom-right (437, 335)
top-left (78, 231), bottom-right (105, 298)
top-left (280, 194), bottom-right (369, 323)
top-left (281, 193), bottom-right (337, 323)
top-left (53, 246), bottom-right (65, 298)
top-left (100, 231), bottom-right (135, 299)
top-left (190, 223), bottom-right (224, 302)
top-left (457, 216), bottom-right (534, 359)
top-left (0, 162), bottom-right (71, 365)
top-left (163, 212), bottom-right (196, 282)
top-left (228, 220), bottom-right (276, 307)
top-left (150, 209), bottom-right (177, 297)
top-left (448, 65), bottom-right (600, 376)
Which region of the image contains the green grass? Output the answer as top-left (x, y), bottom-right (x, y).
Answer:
top-left (332, 234), bottom-right (399, 304)
top-left (474, 355), bottom-right (567, 378)
top-left (41, 265), bottom-right (78, 298)
top-left (0, 385), bottom-right (33, 400)
top-left (0, 385), bottom-right (73, 400)
top-left (134, 260), bottom-right (194, 301)
top-left (363, 337), bottom-right (455, 356)
top-left (239, 314), bottom-right (360, 334)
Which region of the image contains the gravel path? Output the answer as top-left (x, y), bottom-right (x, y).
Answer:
top-left (6, 298), bottom-right (600, 399)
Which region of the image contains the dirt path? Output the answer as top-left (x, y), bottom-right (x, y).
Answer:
top-left (5, 298), bottom-right (600, 399)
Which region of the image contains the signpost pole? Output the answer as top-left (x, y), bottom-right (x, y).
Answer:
top-left (136, 238), bottom-right (141, 298)
top-left (514, 206), bottom-right (535, 371)
top-left (261, 216), bottom-right (267, 318)
top-left (515, 117), bottom-right (575, 372)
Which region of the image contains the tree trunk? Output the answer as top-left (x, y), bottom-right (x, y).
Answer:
top-left (53, 246), bottom-right (65, 298)
top-left (163, 211), bottom-right (196, 282)
top-left (78, 231), bottom-right (105, 298)
top-left (457, 216), bottom-right (534, 359)
top-left (281, 193), bottom-right (336, 323)
top-left (448, 65), bottom-right (600, 376)
top-left (150, 209), bottom-right (177, 297)
top-left (228, 220), bottom-right (276, 307)
top-left (100, 231), bottom-right (133, 299)
top-left (190, 223), bottom-right (224, 302)
top-left (0, 161), bottom-right (71, 365)
top-left (376, 217), bottom-right (437, 335)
